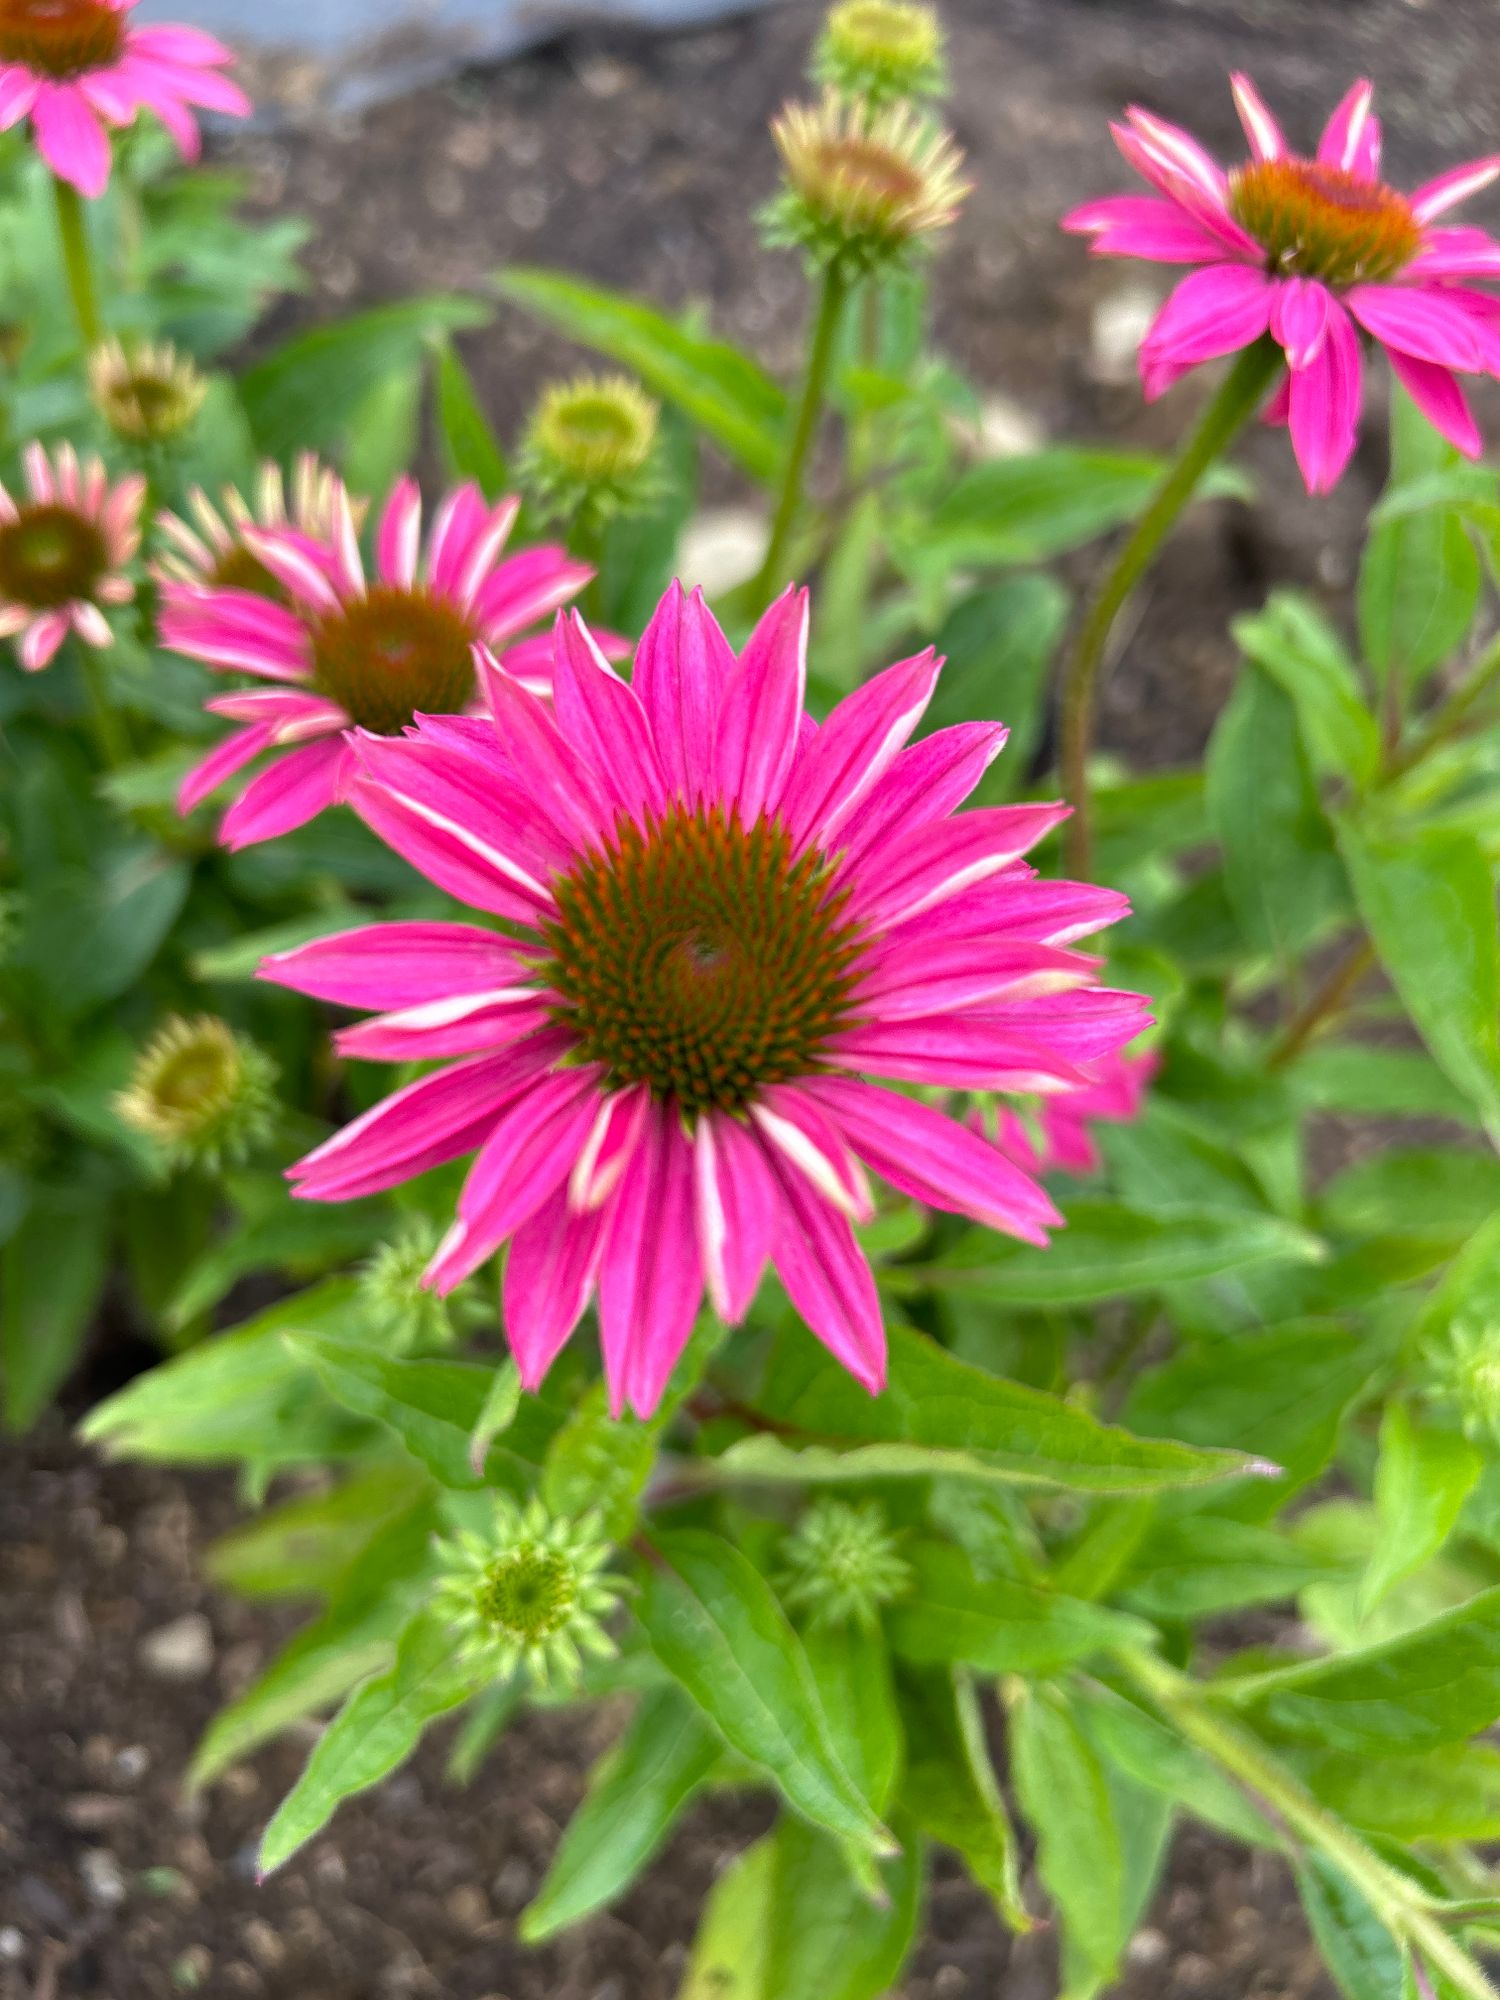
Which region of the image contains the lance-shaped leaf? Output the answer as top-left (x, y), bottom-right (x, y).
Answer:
top-left (898, 1666), bottom-right (1030, 1930)
top-left (1360, 1402), bottom-right (1481, 1618)
top-left (1012, 1682), bottom-right (1127, 1992)
top-left (887, 1543), bottom-right (1149, 1673)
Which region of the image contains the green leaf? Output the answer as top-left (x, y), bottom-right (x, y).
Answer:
top-left (259, 1606), bottom-right (483, 1874)
top-left (1360, 1403), bottom-right (1482, 1618)
top-left (13, 843), bottom-right (189, 1022)
top-left (239, 296), bottom-right (489, 459)
top-left (679, 1837), bottom-right (775, 2000)
top-left (1318, 1150), bottom-right (1500, 1248)
top-left (759, 1816), bottom-right (922, 2000)
top-left (1233, 593), bottom-right (1379, 786)
top-left (639, 1530), bottom-right (894, 1859)
top-left (917, 1202), bottom-right (1323, 1307)
top-left (342, 361), bottom-right (424, 503)
top-left (1207, 665), bottom-right (1348, 961)
top-left (1072, 1685), bottom-right (1275, 1848)
top-left (1012, 1683), bottom-right (1126, 1993)
top-left (2, 1183), bottom-right (111, 1430)
top-left (445, 1680), bottom-right (524, 1786)
top-left (924, 575), bottom-right (1068, 799)
top-left (521, 1689), bottom-right (718, 1941)
top-left (1229, 1585), bottom-right (1500, 1752)
top-left (205, 1462), bottom-right (433, 1601)
top-left (1339, 817), bottom-right (1500, 1138)
top-left (543, 1383), bottom-right (662, 1542)
top-left (467, 1361), bottom-right (522, 1479)
top-left (757, 1322), bottom-right (1267, 1494)
top-left (1359, 380), bottom-right (1482, 692)
top-left (496, 267), bottom-right (786, 480)
top-left (927, 448), bottom-right (1246, 565)
top-left (1416, 1212), bottom-right (1500, 1352)
top-left (1287, 1041), bottom-right (1482, 1127)
top-left (802, 1624), bottom-right (901, 1813)
top-left (288, 1336), bottom-right (554, 1492)
top-left (1300, 1742), bottom-right (1500, 1841)
top-left (898, 1666), bottom-right (1029, 1929)
top-left (1295, 1852), bottom-right (1408, 2000)
top-left (433, 337), bottom-right (507, 497)
top-left (886, 1543), bottom-right (1149, 1673)
top-left (1119, 1515), bottom-right (1344, 1621)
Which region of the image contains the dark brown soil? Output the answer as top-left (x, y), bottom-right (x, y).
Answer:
top-left (0, 1423), bottom-right (1336, 2000)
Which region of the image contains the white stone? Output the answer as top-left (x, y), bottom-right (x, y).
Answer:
top-left (1090, 282), bottom-right (1163, 386)
top-left (677, 507), bottom-right (768, 597)
top-left (138, 1613), bottom-right (214, 1681)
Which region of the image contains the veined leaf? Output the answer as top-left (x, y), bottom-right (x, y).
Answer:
top-left (898, 1666), bottom-right (1030, 1929)
top-left (1299, 1742), bottom-right (1500, 1842)
top-left (759, 1816), bottom-right (922, 2000)
top-left (1012, 1683), bottom-right (1127, 1993)
top-left (1296, 1852), bottom-right (1408, 2000)
top-left (1233, 593), bottom-right (1378, 786)
top-left (1360, 1402), bottom-right (1481, 1617)
top-left (433, 337), bottom-right (507, 497)
top-left (2, 1183), bottom-right (110, 1431)
top-left (887, 1543), bottom-right (1149, 1673)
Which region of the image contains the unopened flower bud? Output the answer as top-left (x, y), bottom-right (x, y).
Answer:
top-left (766, 91), bottom-right (969, 274)
top-left (89, 338), bottom-right (208, 447)
top-left (1428, 1317), bottom-right (1500, 1447)
top-left (433, 1497), bottom-right (621, 1690)
top-left (520, 373), bottom-right (661, 528)
top-left (359, 1219), bottom-right (481, 1352)
top-left (778, 1498), bottom-right (911, 1631)
top-left (813, 1), bottom-right (947, 109)
top-left (115, 1015), bottom-right (277, 1168)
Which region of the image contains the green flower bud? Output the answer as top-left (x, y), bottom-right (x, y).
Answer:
top-left (432, 1497), bottom-right (621, 1691)
top-left (358, 1219), bottom-right (481, 1352)
top-left (89, 338), bottom-right (208, 447)
top-left (813, 1), bottom-right (947, 109)
top-left (115, 1015), bottom-right (277, 1169)
top-left (1427, 1315), bottom-right (1500, 1447)
top-left (764, 91), bottom-right (970, 276)
top-left (778, 1498), bottom-right (911, 1631)
top-left (520, 373), bottom-right (662, 528)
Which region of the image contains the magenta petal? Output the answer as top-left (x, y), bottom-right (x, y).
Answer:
top-left (767, 1160), bottom-right (885, 1395)
top-left (973, 988), bottom-right (1155, 1064)
top-left (426, 1065), bottom-right (605, 1294)
top-left (1409, 155), bottom-right (1500, 224)
top-left (630, 581), bottom-right (736, 802)
top-left (1062, 192), bottom-right (1234, 264)
top-left (1317, 80), bottom-right (1378, 179)
top-left (376, 476), bottom-right (422, 588)
top-left (570, 1084), bottom-right (651, 1211)
top-left (502, 1185), bottom-right (607, 1391)
top-left (475, 650), bottom-right (613, 848)
top-left (1287, 297), bottom-right (1363, 494)
top-left (1139, 264), bottom-right (1275, 388)
top-left (260, 920), bottom-right (530, 1009)
top-left (177, 722), bottom-right (275, 815)
top-left (472, 544), bottom-right (589, 643)
top-left (32, 84), bottom-right (111, 198)
top-left (1409, 227), bottom-right (1500, 281)
top-left (334, 993), bottom-right (553, 1064)
top-left (712, 584), bottom-right (808, 823)
top-left (218, 736), bottom-right (351, 850)
top-left (1120, 105), bottom-right (1228, 207)
top-left (750, 1082), bottom-right (872, 1223)
top-left (888, 875), bottom-right (1130, 950)
top-left (780, 646), bottom-right (941, 851)
top-left (1386, 350), bottom-right (1483, 460)
top-left (855, 936), bottom-right (1096, 1017)
top-left (1346, 285), bottom-right (1483, 370)
top-left (829, 1017), bottom-right (1088, 1093)
top-left (802, 1076), bottom-right (1060, 1244)
top-left (846, 802), bottom-right (1070, 929)
top-left (1229, 73), bottom-right (1284, 162)
top-left (551, 611), bottom-right (667, 823)
top-left (835, 721), bottom-right (1007, 877)
top-left (1271, 277), bottom-right (1332, 372)
top-left (599, 1105), bottom-right (704, 1419)
top-left (289, 1035), bottom-right (570, 1201)
top-left (694, 1113), bottom-right (778, 1323)
top-left (348, 777), bottom-right (547, 925)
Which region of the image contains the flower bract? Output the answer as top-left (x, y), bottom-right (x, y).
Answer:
top-left (432, 1496), bottom-right (620, 1690)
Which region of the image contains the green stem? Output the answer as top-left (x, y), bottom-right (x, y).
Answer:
top-left (1059, 336), bottom-right (1283, 876)
top-left (1120, 1649), bottom-right (1497, 1999)
top-left (750, 261), bottom-right (849, 613)
top-left (79, 644), bottom-right (131, 771)
top-left (51, 175), bottom-right (103, 354)
top-left (1385, 626), bottom-right (1500, 785)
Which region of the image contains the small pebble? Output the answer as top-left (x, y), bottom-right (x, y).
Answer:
top-left (0, 1927), bottom-right (23, 1962)
top-left (172, 1945), bottom-right (212, 1991)
top-left (677, 508), bottom-right (767, 596)
top-left (1089, 282), bottom-right (1161, 385)
top-left (139, 1614), bottom-right (214, 1681)
top-left (242, 1917), bottom-right (284, 1969)
top-left (80, 1847), bottom-right (127, 1908)
top-left (1128, 1927), bottom-right (1170, 1967)
top-left (114, 1744), bottom-right (151, 1784)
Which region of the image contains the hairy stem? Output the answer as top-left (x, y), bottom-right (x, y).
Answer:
top-left (1266, 936), bottom-right (1377, 1071)
top-left (79, 644), bottom-right (132, 772)
top-left (750, 262), bottom-right (848, 613)
top-left (52, 176), bottom-right (104, 354)
top-left (1059, 337), bottom-right (1283, 876)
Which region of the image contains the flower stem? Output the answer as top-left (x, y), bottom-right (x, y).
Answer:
top-left (1059, 336), bottom-right (1283, 876)
top-left (52, 175), bottom-right (104, 355)
top-left (750, 261), bottom-right (849, 613)
top-left (79, 644), bottom-right (131, 771)
top-left (1265, 935), bottom-right (1377, 1071)
top-left (1385, 625), bottom-right (1500, 785)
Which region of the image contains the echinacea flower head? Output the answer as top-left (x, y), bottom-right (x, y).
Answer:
top-left (0, 0), bottom-right (250, 199)
top-left (154, 454), bottom-right (350, 598)
top-left (162, 474), bottom-right (591, 849)
top-left (433, 1496), bottom-right (620, 1690)
top-left (0, 442), bottom-right (142, 669)
top-left (767, 91), bottom-right (969, 274)
top-left (520, 372), bottom-right (661, 526)
top-left (262, 581), bottom-right (1147, 1417)
top-left (779, 1498), bottom-right (910, 1631)
top-left (89, 335), bottom-right (207, 445)
top-left (1064, 77), bottom-right (1500, 492)
top-left (987, 1044), bottom-right (1156, 1179)
top-left (115, 1013), bottom-right (277, 1167)
top-left (813, 0), bottom-right (946, 109)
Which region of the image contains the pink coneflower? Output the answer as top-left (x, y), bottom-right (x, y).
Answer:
top-left (1064, 77), bottom-right (1500, 491)
top-left (153, 454), bottom-right (350, 597)
top-left (0, 1), bottom-right (250, 199)
top-left (162, 476), bottom-right (592, 849)
top-left (260, 583), bottom-right (1148, 1417)
top-left (0, 441), bottom-right (142, 669)
top-left (988, 1046), bottom-right (1157, 1179)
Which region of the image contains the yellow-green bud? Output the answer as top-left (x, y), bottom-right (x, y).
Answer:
top-left (115, 1015), bottom-right (277, 1169)
top-left (1428, 1316), bottom-right (1500, 1447)
top-left (520, 373), bottom-right (661, 528)
top-left (89, 338), bottom-right (208, 447)
top-left (778, 1498), bottom-right (911, 1631)
top-left (814, 1), bottom-right (947, 108)
top-left (433, 1496), bottom-right (621, 1691)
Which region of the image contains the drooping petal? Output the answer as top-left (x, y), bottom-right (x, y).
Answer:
top-left (260, 920), bottom-right (533, 1010)
top-left (31, 84), bottom-right (112, 199)
top-left (177, 722), bottom-right (276, 815)
top-left (712, 584), bottom-right (808, 822)
top-left (767, 1157), bottom-right (885, 1395)
top-left (1061, 193), bottom-right (1235, 264)
top-left (631, 581), bottom-right (737, 802)
top-left (1109, 113), bottom-right (1260, 256)
top-left (1409, 156), bottom-right (1500, 225)
top-left (1316, 79), bottom-right (1378, 180)
top-left (1385, 349), bottom-right (1483, 460)
top-left (1138, 264), bottom-right (1275, 396)
top-left (1271, 276), bottom-right (1333, 372)
top-left (599, 1105), bottom-right (704, 1418)
top-left (854, 936), bottom-right (1097, 1017)
top-left (802, 1076), bottom-right (1061, 1244)
top-left (17, 610), bottom-right (70, 671)
top-left (1286, 295), bottom-right (1363, 494)
top-left (694, 1113), bottom-right (779, 1323)
top-left (502, 1186), bottom-right (608, 1390)
top-left (1229, 73), bottom-right (1285, 162)
top-left (888, 875), bottom-right (1130, 948)
top-left (347, 774), bottom-right (550, 925)
top-left (550, 611), bottom-right (668, 824)
top-left (1346, 285), bottom-right (1483, 370)
top-left (779, 647), bottom-right (941, 851)
top-left (218, 736), bottom-right (352, 850)
top-left (1409, 227), bottom-right (1500, 281)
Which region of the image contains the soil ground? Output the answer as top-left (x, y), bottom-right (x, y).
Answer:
top-left (7, 0), bottom-right (1500, 1993)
